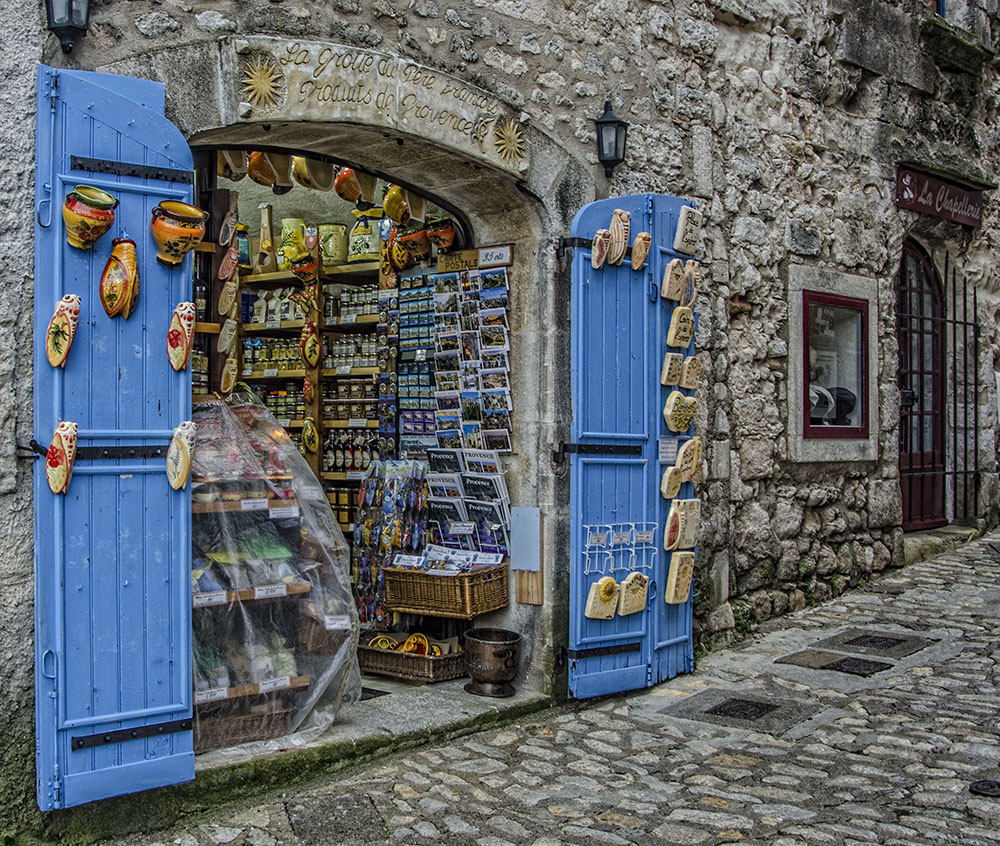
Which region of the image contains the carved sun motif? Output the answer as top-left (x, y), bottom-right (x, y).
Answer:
top-left (241, 56), bottom-right (283, 109)
top-left (494, 116), bottom-right (526, 165)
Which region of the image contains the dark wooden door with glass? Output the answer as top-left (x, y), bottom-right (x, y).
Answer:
top-left (896, 241), bottom-right (946, 530)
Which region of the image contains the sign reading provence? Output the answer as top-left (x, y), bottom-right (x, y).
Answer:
top-left (895, 165), bottom-right (983, 228)
top-left (231, 37), bottom-right (529, 176)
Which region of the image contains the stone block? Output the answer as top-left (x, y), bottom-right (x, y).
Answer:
top-left (705, 602), bottom-right (736, 633)
top-left (774, 500), bottom-right (803, 539)
top-left (867, 479), bottom-right (902, 528)
top-left (738, 437), bottom-right (773, 480)
top-left (708, 552), bottom-right (730, 605)
top-left (785, 219), bottom-right (821, 256)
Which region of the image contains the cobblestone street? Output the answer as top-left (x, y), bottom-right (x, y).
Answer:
top-left (102, 536), bottom-right (1000, 846)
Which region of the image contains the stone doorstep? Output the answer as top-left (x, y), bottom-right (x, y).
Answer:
top-left (903, 524), bottom-right (981, 566)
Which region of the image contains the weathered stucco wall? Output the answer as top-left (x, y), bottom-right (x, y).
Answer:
top-left (2, 0), bottom-right (1000, 836)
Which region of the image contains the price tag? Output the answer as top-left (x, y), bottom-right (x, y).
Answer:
top-left (262, 368), bottom-right (279, 378)
top-left (193, 590), bottom-right (228, 608)
top-left (346, 471), bottom-right (366, 481)
top-left (658, 437), bottom-right (679, 464)
top-left (277, 419), bottom-right (291, 427)
top-left (195, 687), bottom-right (228, 704)
top-left (269, 505), bottom-right (299, 519)
top-left (336, 365), bottom-right (351, 375)
top-left (265, 319), bottom-right (281, 329)
top-left (449, 522), bottom-right (476, 536)
top-left (242, 368), bottom-right (252, 377)
top-left (254, 584), bottom-right (288, 599)
top-left (635, 530), bottom-right (656, 545)
top-left (241, 498), bottom-right (268, 511)
top-left (348, 418), bottom-right (368, 428)
top-left (259, 675), bottom-right (291, 694)
top-left (478, 244), bottom-right (513, 268)
top-left (324, 615), bottom-right (352, 631)
top-left (587, 531), bottom-right (608, 548)
top-left (340, 315), bottom-right (355, 324)
top-left (611, 530), bottom-right (633, 546)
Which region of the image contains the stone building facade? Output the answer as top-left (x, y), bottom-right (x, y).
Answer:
top-left (1, 0), bottom-right (999, 835)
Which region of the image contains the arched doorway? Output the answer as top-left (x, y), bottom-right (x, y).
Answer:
top-left (896, 240), bottom-right (947, 530)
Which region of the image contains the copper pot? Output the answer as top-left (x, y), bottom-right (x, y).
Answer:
top-left (463, 628), bottom-right (521, 698)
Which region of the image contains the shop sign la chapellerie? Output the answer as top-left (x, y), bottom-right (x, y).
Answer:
top-left (895, 165), bottom-right (984, 228)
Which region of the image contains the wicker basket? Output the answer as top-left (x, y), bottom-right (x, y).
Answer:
top-left (358, 643), bottom-right (466, 683)
top-left (383, 564), bottom-right (508, 618)
top-left (298, 614), bottom-right (354, 655)
top-left (194, 708), bottom-right (292, 753)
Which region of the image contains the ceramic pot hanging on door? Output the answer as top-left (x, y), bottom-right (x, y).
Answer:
top-left (62, 185), bottom-right (118, 249)
top-left (150, 201), bottom-right (208, 266)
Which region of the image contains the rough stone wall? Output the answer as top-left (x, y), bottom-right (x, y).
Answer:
top-left (2, 0), bottom-right (1000, 835)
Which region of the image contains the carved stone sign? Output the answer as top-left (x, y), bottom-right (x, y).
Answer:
top-left (895, 166), bottom-right (983, 228)
top-left (231, 37), bottom-right (529, 176)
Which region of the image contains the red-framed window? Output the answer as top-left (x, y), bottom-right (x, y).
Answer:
top-left (802, 290), bottom-right (869, 439)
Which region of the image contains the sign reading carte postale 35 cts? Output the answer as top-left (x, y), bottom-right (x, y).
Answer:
top-left (232, 37), bottom-right (529, 177)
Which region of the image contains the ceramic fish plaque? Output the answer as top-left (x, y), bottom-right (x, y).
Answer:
top-left (100, 237), bottom-right (138, 318)
top-left (665, 551), bottom-right (695, 604)
top-left (166, 420), bottom-right (196, 490)
top-left (607, 209), bottom-right (630, 265)
top-left (617, 572), bottom-right (649, 616)
top-left (660, 352), bottom-right (683, 386)
top-left (45, 421), bottom-right (78, 495)
top-left (166, 302), bottom-right (196, 371)
top-left (663, 390), bottom-right (697, 433)
top-left (680, 260), bottom-right (700, 308)
top-left (675, 436), bottom-right (703, 483)
top-left (661, 258), bottom-right (685, 300)
top-left (591, 229), bottom-right (610, 269)
top-left (584, 576), bottom-right (619, 620)
top-left (46, 294), bottom-right (81, 368)
top-left (631, 232), bottom-right (651, 270)
top-left (666, 306), bottom-right (695, 348)
top-left (679, 356), bottom-right (702, 390)
top-left (300, 320), bottom-right (320, 367)
top-left (660, 466), bottom-right (682, 499)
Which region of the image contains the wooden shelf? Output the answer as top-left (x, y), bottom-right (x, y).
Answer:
top-left (195, 322), bottom-right (221, 334)
top-left (239, 270), bottom-right (303, 286)
top-left (239, 261), bottom-right (378, 287)
top-left (322, 419), bottom-right (379, 429)
top-left (321, 471), bottom-right (368, 482)
top-left (320, 366), bottom-right (379, 378)
top-left (324, 314), bottom-right (380, 331)
top-left (194, 674), bottom-right (311, 706)
top-left (193, 242), bottom-right (217, 253)
top-left (193, 581), bottom-right (311, 608)
top-left (323, 261), bottom-right (379, 277)
top-left (192, 474), bottom-right (293, 483)
top-left (243, 369), bottom-right (307, 380)
top-left (191, 497), bottom-right (300, 514)
top-left (243, 319), bottom-right (305, 332)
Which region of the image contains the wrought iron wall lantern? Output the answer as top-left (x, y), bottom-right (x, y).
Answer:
top-left (594, 100), bottom-right (629, 177)
top-left (46, 0), bottom-right (90, 54)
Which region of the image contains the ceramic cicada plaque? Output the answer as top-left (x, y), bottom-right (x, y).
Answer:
top-left (46, 294), bottom-right (81, 368)
top-left (607, 209), bottom-right (630, 266)
top-left (663, 390), bottom-right (697, 433)
top-left (680, 260), bottom-right (700, 308)
top-left (666, 306), bottom-right (695, 348)
top-left (166, 302), bottom-right (196, 371)
top-left (303, 417), bottom-right (320, 453)
top-left (300, 320), bottom-right (320, 367)
top-left (166, 420), bottom-right (196, 490)
top-left (660, 352), bottom-right (683, 386)
top-left (100, 237), bottom-right (138, 318)
top-left (591, 229), bottom-right (610, 269)
top-left (617, 572), bottom-right (650, 616)
top-left (45, 421), bottom-right (78, 495)
top-left (217, 318), bottom-right (238, 356)
top-left (218, 276), bottom-right (239, 319)
top-left (303, 376), bottom-right (314, 405)
top-left (584, 576), bottom-right (620, 620)
top-left (661, 258), bottom-right (685, 300)
top-left (217, 244), bottom-right (239, 282)
top-left (220, 355), bottom-right (238, 395)
top-left (631, 232), bottom-right (652, 270)
top-left (660, 466), bottom-right (682, 499)
top-left (679, 356), bottom-right (702, 390)
top-left (665, 551), bottom-right (695, 604)
top-left (675, 436), bottom-right (703, 483)
top-left (664, 500), bottom-right (682, 551)
top-left (676, 499), bottom-right (701, 549)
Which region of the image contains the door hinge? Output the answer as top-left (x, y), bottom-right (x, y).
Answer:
top-left (21, 439), bottom-right (168, 461)
top-left (72, 717), bottom-right (193, 750)
top-left (70, 155), bottom-right (194, 184)
top-left (647, 664), bottom-right (653, 686)
top-left (552, 442), bottom-right (644, 464)
top-left (566, 642), bottom-right (641, 660)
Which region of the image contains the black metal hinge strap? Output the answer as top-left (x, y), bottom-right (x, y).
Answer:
top-left (552, 442), bottom-right (644, 464)
top-left (567, 642), bottom-right (641, 660)
top-left (72, 718), bottom-right (193, 750)
top-left (71, 155), bottom-right (194, 184)
top-left (556, 236), bottom-right (633, 261)
top-left (21, 439), bottom-right (167, 460)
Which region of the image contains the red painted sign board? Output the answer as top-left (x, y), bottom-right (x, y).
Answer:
top-left (895, 166), bottom-right (983, 228)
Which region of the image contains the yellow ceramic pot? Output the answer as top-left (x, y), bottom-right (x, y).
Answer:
top-left (149, 200), bottom-right (208, 266)
top-left (383, 184), bottom-right (410, 225)
top-left (292, 156), bottom-right (335, 191)
top-left (62, 185), bottom-right (118, 250)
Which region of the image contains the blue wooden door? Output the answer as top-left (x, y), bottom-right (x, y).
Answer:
top-left (34, 66), bottom-right (195, 810)
top-left (567, 193), bottom-right (696, 698)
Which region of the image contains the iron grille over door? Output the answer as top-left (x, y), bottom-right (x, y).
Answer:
top-left (896, 241), bottom-right (980, 531)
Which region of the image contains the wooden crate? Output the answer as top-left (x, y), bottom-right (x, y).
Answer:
top-left (383, 564), bottom-right (508, 619)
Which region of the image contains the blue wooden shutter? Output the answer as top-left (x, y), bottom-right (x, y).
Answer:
top-left (34, 66), bottom-right (194, 810)
top-left (567, 193), bottom-right (696, 698)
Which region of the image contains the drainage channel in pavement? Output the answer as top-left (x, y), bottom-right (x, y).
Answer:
top-left (656, 687), bottom-right (820, 733)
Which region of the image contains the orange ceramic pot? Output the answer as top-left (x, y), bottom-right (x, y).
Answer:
top-left (150, 200), bottom-right (208, 266)
top-left (426, 218), bottom-right (456, 251)
top-left (62, 185), bottom-right (118, 250)
top-left (399, 228), bottom-right (431, 261)
top-left (334, 167), bottom-right (362, 203)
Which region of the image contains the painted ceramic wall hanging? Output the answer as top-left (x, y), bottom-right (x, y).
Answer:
top-left (680, 260), bottom-right (700, 308)
top-left (400, 228), bottom-right (431, 262)
top-left (300, 320), bottom-right (320, 367)
top-left (45, 421), bottom-right (78, 495)
top-left (677, 499), bottom-right (700, 549)
top-left (166, 420), bottom-right (196, 490)
top-left (292, 156), bottom-right (335, 191)
top-left (356, 171), bottom-right (377, 206)
top-left (166, 302), bottom-right (196, 371)
top-left (218, 150), bottom-right (248, 182)
top-left (426, 218), bottom-right (457, 251)
top-left (150, 201), bottom-right (208, 266)
top-left (218, 276), bottom-right (239, 320)
top-left (218, 244), bottom-right (239, 282)
top-left (303, 376), bottom-right (314, 405)
top-left (333, 167), bottom-right (362, 203)
top-left (302, 416), bottom-right (320, 453)
top-left (665, 551), bottom-right (695, 604)
top-left (217, 194), bottom-right (239, 247)
top-left (404, 190), bottom-right (426, 222)
top-left (584, 576), bottom-right (619, 620)
top-left (660, 258), bottom-right (683, 301)
top-left (607, 209), bottom-right (630, 266)
top-left (46, 294), bottom-right (81, 368)
top-left (99, 237), bottom-right (138, 318)
top-left (383, 184), bottom-right (411, 225)
top-left (666, 307), bottom-right (695, 347)
top-left (62, 185), bottom-right (119, 250)
top-left (675, 436), bottom-right (703, 483)
top-left (591, 229), bottom-right (610, 269)
top-left (217, 318), bottom-right (238, 356)
top-left (254, 202), bottom-right (278, 273)
top-left (265, 152), bottom-right (293, 195)
top-left (289, 283), bottom-right (319, 315)
top-left (291, 254), bottom-right (319, 283)
top-left (679, 356), bottom-right (702, 390)
top-left (220, 355), bottom-right (238, 394)
top-left (631, 232), bottom-right (652, 270)
top-left (617, 572), bottom-right (649, 616)
top-left (660, 352), bottom-right (683, 386)
top-left (664, 500), bottom-right (682, 551)
top-left (663, 390), bottom-right (697, 432)
top-left (660, 466), bottom-right (682, 499)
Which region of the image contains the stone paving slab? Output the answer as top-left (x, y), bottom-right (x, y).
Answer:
top-left (92, 534), bottom-right (1000, 846)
